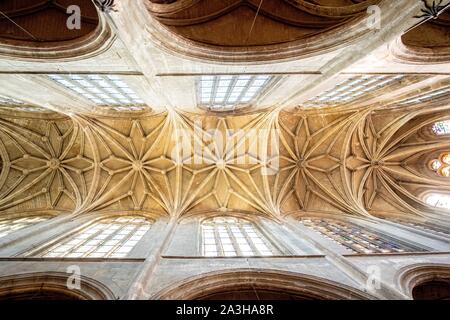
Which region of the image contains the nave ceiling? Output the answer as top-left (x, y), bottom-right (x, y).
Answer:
top-left (0, 0), bottom-right (448, 224)
top-left (0, 105), bottom-right (448, 221)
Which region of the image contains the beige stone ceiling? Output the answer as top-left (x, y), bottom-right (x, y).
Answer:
top-left (0, 106), bottom-right (448, 220)
top-left (147, 0), bottom-right (373, 47)
top-left (0, 0), bottom-right (449, 222)
top-left (0, 0), bottom-right (99, 45)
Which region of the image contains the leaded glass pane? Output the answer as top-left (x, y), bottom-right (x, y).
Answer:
top-left (48, 74), bottom-right (147, 111)
top-left (34, 216), bottom-right (152, 258)
top-left (432, 120), bottom-right (450, 136)
top-left (390, 218), bottom-right (450, 237)
top-left (0, 216), bottom-right (51, 239)
top-left (303, 75), bottom-right (405, 107)
top-left (300, 218), bottom-right (423, 254)
top-left (201, 217), bottom-right (280, 257)
top-left (197, 75), bottom-right (274, 111)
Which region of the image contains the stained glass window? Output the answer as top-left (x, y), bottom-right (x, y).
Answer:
top-left (197, 75), bottom-right (274, 111)
top-left (442, 166), bottom-right (450, 177)
top-left (429, 152), bottom-right (450, 177)
top-left (0, 216), bottom-right (51, 239)
top-left (201, 217), bottom-right (280, 257)
top-left (33, 216), bottom-right (152, 258)
top-left (299, 218), bottom-right (423, 254)
top-left (442, 154), bottom-right (450, 165)
top-left (425, 193), bottom-right (450, 210)
top-left (430, 159), bottom-right (442, 171)
top-left (432, 120), bottom-right (450, 136)
top-left (390, 219), bottom-right (450, 237)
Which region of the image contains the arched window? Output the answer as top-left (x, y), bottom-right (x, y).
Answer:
top-left (429, 152), bottom-right (450, 177)
top-left (432, 120), bottom-right (450, 136)
top-left (201, 217), bottom-right (280, 257)
top-left (425, 193), bottom-right (450, 210)
top-left (34, 216), bottom-right (152, 258)
top-left (299, 218), bottom-right (423, 254)
top-left (390, 219), bottom-right (450, 237)
top-left (0, 216), bottom-right (51, 239)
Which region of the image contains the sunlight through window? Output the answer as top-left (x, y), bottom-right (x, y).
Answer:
top-left (197, 75), bottom-right (273, 111)
top-left (35, 216), bottom-right (153, 258)
top-left (201, 217), bottom-right (280, 257)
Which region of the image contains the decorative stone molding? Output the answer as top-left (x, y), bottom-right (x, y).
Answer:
top-left (0, 2), bottom-right (116, 61)
top-left (0, 272), bottom-right (115, 300)
top-left (389, 36), bottom-right (450, 64)
top-left (137, 0), bottom-right (383, 63)
top-left (396, 264), bottom-right (450, 299)
top-left (389, 1), bottom-right (450, 64)
top-left (153, 269), bottom-right (376, 299)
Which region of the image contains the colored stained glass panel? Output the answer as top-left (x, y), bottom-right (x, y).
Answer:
top-left (300, 218), bottom-right (423, 254)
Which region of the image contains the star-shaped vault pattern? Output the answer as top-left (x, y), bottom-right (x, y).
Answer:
top-left (0, 108), bottom-right (448, 220)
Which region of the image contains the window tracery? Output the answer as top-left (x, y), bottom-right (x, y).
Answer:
top-left (48, 74), bottom-right (146, 111)
top-left (33, 216), bottom-right (152, 258)
top-left (429, 152), bottom-right (450, 177)
top-left (432, 120), bottom-right (450, 136)
top-left (300, 218), bottom-right (423, 254)
top-left (0, 216), bottom-right (51, 239)
top-left (201, 217), bottom-right (280, 257)
top-left (391, 218), bottom-right (450, 237)
top-left (197, 75), bottom-right (274, 112)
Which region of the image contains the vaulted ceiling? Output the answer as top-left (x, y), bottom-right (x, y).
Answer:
top-left (402, 10), bottom-right (450, 48)
top-left (147, 0), bottom-right (375, 47)
top-left (0, 106), bottom-right (448, 220)
top-left (0, 0), bottom-right (449, 222)
top-left (142, 0), bottom-right (384, 62)
top-left (0, 0), bottom-right (99, 44)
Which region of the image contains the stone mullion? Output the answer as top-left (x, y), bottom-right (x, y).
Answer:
top-left (226, 223), bottom-right (242, 256)
top-left (79, 222), bottom-right (129, 257)
top-left (212, 225), bottom-right (223, 256)
top-left (44, 225), bottom-right (106, 258)
top-left (284, 216), bottom-right (409, 299)
top-left (240, 223), bottom-right (259, 255)
top-left (104, 223), bottom-right (142, 258)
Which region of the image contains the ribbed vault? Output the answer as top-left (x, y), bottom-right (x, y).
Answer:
top-left (142, 0), bottom-right (383, 62)
top-left (0, 0), bottom-right (99, 45)
top-left (0, 106), bottom-right (448, 220)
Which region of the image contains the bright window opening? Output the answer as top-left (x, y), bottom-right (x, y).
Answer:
top-left (429, 152), bottom-right (450, 177)
top-left (432, 120), bottom-right (450, 136)
top-left (197, 75), bottom-right (273, 111)
top-left (399, 87), bottom-right (450, 107)
top-left (303, 75), bottom-right (405, 107)
top-left (300, 218), bottom-right (423, 254)
top-left (425, 193), bottom-right (450, 210)
top-left (0, 94), bottom-right (46, 112)
top-left (34, 216), bottom-right (153, 258)
top-left (0, 216), bottom-right (51, 239)
top-left (48, 74), bottom-right (147, 111)
top-left (201, 217), bottom-right (280, 257)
